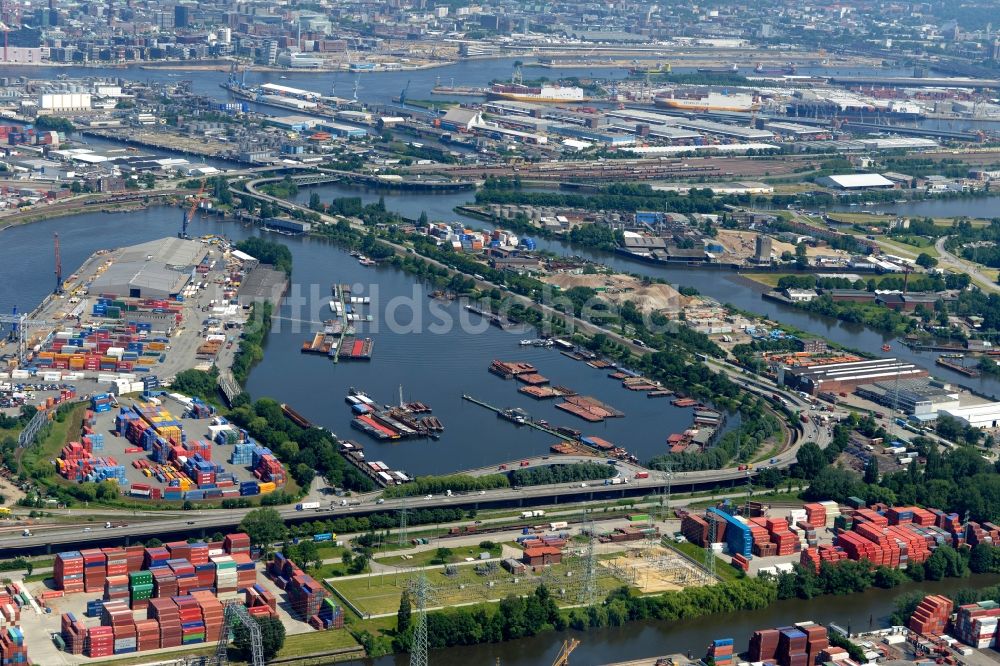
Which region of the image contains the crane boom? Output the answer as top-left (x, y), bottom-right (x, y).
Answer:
top-left (551, 639), bottom-right (580, 666)
top-left (180, 180), bottom-right (206, 239)
top-left (53, 232), bottom-right (62, 294)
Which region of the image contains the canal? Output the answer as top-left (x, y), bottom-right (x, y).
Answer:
top-left (350, 573), bottom-right (1000, 666)
top-left (287, 179), bottom-right (1000, 397)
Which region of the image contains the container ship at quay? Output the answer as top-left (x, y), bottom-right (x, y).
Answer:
top-left (486, 83), bottom-right (589, 103)
top-left (655, 91), bottom-right (758, 112)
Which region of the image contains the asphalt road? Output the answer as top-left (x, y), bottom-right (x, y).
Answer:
top-left (0, 180), bottom-right (824, 554)
top-left (935, 235), bottom-right (1000, 293)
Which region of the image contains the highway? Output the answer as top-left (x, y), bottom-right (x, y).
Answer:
top-left (0, 180), bottom-right (830, 555)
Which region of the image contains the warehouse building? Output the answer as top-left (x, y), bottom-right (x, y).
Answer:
top-left (90, 238), bottom-right (208, 300)
top-left (816, 174), bottom-right (896, 190)
top-left (939, 403), bottom-right (1000, 429)
top-left (780, 358), bottom-right (928, 396)
top-left (854, 379), bottom-right (960, 416)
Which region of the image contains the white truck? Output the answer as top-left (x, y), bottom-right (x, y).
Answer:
top-left (522, 510), bottom-right (546, 519)
top-left (296, 501), bottom-right (321, 511)
top-left (549, 521), bottom-right (569, 531)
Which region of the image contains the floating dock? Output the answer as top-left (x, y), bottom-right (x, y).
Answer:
top-left (466, 305), bottom-right (517, 330)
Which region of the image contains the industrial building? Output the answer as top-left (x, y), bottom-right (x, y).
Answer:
top-left (815, 174), bottom-right (896, 190)
top-left (780, 358), bottom-right (928, 396)
top-left (939, 403), bottom-right (1000, 429)
top-left (854, 379), bottom-right (960, 416)
top-left (89, 238), bottom-right (208, 300)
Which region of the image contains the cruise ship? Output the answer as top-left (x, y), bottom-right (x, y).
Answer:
top-left (655, 92), bottom-right (757, 112)
top-left (486, 83), bottom-right (588, 103)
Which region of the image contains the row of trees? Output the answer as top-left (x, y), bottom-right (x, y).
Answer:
top-left (394, 579), bottom-right (778, 654)
top-left (230, 301), bottom-right (272, 386)
top-left (507, 463), bottom-right (615, 487)
top-left (475, 181), bottom-right (727, 215)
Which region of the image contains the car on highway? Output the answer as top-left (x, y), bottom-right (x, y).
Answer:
top-left (424, 494), bottom-right (433, 499)
top-left (186, 521), bottom-right (195, 525)
top-left (376, 498), bottom-right (385, 504)
top-left (478, 490), bottom-right (486, 495)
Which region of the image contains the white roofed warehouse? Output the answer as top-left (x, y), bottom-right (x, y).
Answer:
top-left (939, 403), bottom-right (1000, 429)
top-left (816, 174), bottom-right (896, 190)
top-left (89, 237), bottom-right (208, 300)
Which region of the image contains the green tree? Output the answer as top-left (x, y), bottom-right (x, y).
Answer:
top-left (795, 441), bottom-right (826, 480)
top-left (915, 252), bottom-right (938, 269)
top-left (234, 615), bottom-right (285, 661)
top-left (863, 455), bottom-right (880, 484)
top-left (239, 507), bottom-right (287, 553)
top-left (397, 588), bottom-right (413, 633)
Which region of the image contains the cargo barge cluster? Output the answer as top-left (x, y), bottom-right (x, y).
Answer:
top-left (346, 389), bottom-right (444, 442)
top-left (337, 440), bottom-right (411, 487)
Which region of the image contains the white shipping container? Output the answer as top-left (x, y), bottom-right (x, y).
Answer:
top-left (42, 372), bottom-right (62, 382)
top-left (114, 637), bottom-right (137, 650)
top-left (11, 370), bottom-right (29, 379)
top-left (130, 383), bottom-right (145, 394)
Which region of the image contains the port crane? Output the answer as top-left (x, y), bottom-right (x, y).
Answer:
top-left (399, 80), bottom-right (411, 106)
top-left (179, 180), bottom-right (206, 239)
top-left (53, 232), bottom-right (63, 295)
top-left (551, 639), bottom-right (580, 666)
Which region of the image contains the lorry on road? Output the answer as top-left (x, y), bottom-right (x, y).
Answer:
top-left (296, 501), bottom-right (320, 511)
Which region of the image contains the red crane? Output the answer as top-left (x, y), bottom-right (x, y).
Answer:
top-left (180, 180), bottom-right (206, 238)
top-left (53, 232), bottom-right (62, 294)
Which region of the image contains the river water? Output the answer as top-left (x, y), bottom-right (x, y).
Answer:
top-left (0, 206), bottom-right (704, 475)
top-left (285, 180), bottom-right (1000, 397)
top-left (353, 574), bottom-right (1000, 666)
top-left (832, 198), bottom-right (1000, 221)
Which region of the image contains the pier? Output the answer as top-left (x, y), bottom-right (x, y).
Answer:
top-left (461, 394), bottom-right (568, 439)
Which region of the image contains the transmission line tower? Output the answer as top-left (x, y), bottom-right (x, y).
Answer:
top-left (704, 511), bottom-right (717, 584)
top-left (661, 464), bottom-right (673, 521)
top-left (408, 574), bottom-right (432, 666)
top-left (578, 515), bottom-right (598, 605)
top-left (215, 601), bottom-right (264, 666)
top-left (744, 469), bottom-right (754, 517)
top-left (398, 496), bottom-right (409, 547)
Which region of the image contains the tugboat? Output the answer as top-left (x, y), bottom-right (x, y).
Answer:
top-left (881, 344), bottom-right (891, 352)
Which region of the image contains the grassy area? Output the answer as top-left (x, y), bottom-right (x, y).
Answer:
top-left (377, 543), bottom-right (502, 568)
top-left (91, 646), bottom-right (216, 666)
top-left (741, 273), bottom-right (785, 288)
top-left (19, 403), bottom-right (86, 478)
top-left (877, 237), bottom-right (933, 259)
top-left (329, 556), bottom-right (622, 617)
top-left (276, 629), bottom-right (363, 657)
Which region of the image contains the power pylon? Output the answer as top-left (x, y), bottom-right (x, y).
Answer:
top-left (398, 496), bottom-right (408, 547)
top-left (578, 516), bottom-right (598, 605)
top-left (660, 464), bottom-right (674, 521)
top-left (408, 574), bottom-right (432, 666)
top-left (704, 511), bottom-right (717, 583)
top-left (215, 601), bottom-right (264, 666)
top-left (744, 470), bottom-right (753, 517)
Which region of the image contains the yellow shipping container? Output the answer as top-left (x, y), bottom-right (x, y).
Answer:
top-left (258, 482), bottom-right (276, 494)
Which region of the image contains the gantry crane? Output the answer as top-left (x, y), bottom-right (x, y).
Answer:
top-left (53, 232), bottom-right (63, 294)
top-left (180, 180), bottom-right (206, 239)
top-left (551, 639), bottom-right (580, 666)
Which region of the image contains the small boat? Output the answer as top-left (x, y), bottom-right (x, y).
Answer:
top-left (520, 340), bottom-right (533, 346)
top-left (881, 344), bottom-right (891, 352)
top-left (358, 256), bottom-right (376, 266)
top-left (430, 432), bottom-right (441, 440)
